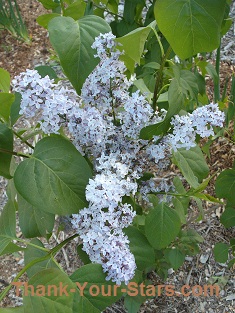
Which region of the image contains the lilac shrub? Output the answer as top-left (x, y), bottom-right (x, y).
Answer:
top-left (12, 33), bottom-right (225, 285)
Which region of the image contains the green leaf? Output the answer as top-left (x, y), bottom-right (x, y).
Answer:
top-left (164, 247), bottom-right (185, 270)
top-left (220, 207), bottom-right (235, 228)
top-left (172, 196), bottom-right (188, 224)
top-left (124, 226), bottom-right (155, 271)
top-left (10, 92), bottom-right (21, 126)
top-left (36, 13), bottom-right (60, 29)
top-left (23, 268), bottom-right (81, 312)
top-left (0, 124), bottom-right (13, 178)
top-left (0, 68), bottom-right (10, 92)
top-left (64, 1), bottom-right (86, 20)
top-left (221, 18), bottom-right (232, 36)
top-left (35, 66), bottom-right (58, 80)
top-left (214, 243), bottom-right (229, 263)
top-left (38, 0), bottom-right (60, 10)
top-left (193, 196), bottom-right (204, 220)
top-left (172, 145), bottom-right (209, 188)
top-left (169, 66), bottom-right (199, 102)
top-left (145, 202), bottom-right (181, 249)
top-left (0, 236), bottom-right (11, 255)
top-left (0, 93), bottom-right (15, 121)
top-left (147, 194), bottom-right (159, 207)
top-left (192, 193), bottom-right (223, 204)
top-left (188, 176), bottom-right (211, 195)
top-left (172, 176), bottom-right (189, 224)
top-left (133, 79), bottom-right (152, 102)
top-left (18, 195), bottom-right (55, 238)
top-left (48, 16), bottom-right (111, 94)
top-left (0, 242), bottom-right (23, 256)
top-left (0, 200), bottom-right (16, 237)
top-left (179, 228), bottom-right (204, 243)
top-left (24, 239), bottom-right (58, 278)
top-left (123, 0), bottom-right (145, 24)
top-left (124, 294), bottom-right (146, 313)
top-left (14, 136), bottom-right (93, 215)
top-left (215, 169), bottom-right (235, 205)
top-left (0, 307), bottom-right (24, 312)
top-left (206, 63), bottom-right (218, 84)
top-left (140, 65), bottom-right (198, 140)
top-left (155, 0), bottom-right (227, 59)
top-left (77, 244), bottom-right (91, 265)
top-left (139, 120), bottom-right (168, 139)
top-left (116, 24), bottom-right (152, 65)
top-left (70, 264), bottom-right (123, 311)
top-left (0, 199), bottom-right (20, 256)
top-left (143, 62), bottom-right (160, 70)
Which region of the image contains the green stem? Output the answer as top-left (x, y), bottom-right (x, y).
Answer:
top-left (151, 27), bottom-right (164, 58)
top-left (0, 148), bottom-right (30, 158)
top-left (0, 234), bottom-right (79, 302)
top-left (84, 0), bottom-right (124, 20)
top-left (13, 130), bottom-right (34, 150)
top-left (60, 0), bottom-right (65, 14)
top-left (157, 83), bottom-right (170, 99)
top-left (50, 234), bottom-right (79, 255)
top-left (0, 254), bottom-right (50, 301)
top-left (152, 46), bottom-right (172, 112)
top-left (14, 238), bottom-right (49, 252)
top-left (109, 79), bottom-right (117, 126)
top-left (214, 39), bottom-right (221, 102)
top-left (0, 118), bottom-right (34, 150)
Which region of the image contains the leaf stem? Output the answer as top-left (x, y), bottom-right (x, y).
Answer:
top-left (152, 46), bottom-right (172, 112)
top-left (0, 254), bottom-right (50, 302)
top-left (12, 130), bottom-right (34, 150)
top-left (14, 238), bottom-right (49, 252)
top-left (0, 148), bottom-right (30, 158)
top-left (214, 39), bottom-right (221, 102)
top-left (60, 0), bottom-right (65, 15)
top-left (0, 233), bottom-right (79, 302)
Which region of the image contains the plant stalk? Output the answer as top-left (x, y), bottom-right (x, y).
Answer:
top-left (0, 234), bottom-right (79, 302)
top-left (214, 39), bottom-right (221, 102)
top-left (152, 46), bottom-right (172, 112)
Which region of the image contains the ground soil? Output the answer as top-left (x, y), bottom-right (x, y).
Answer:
top-left (0, 1), bottom-right (235, 312)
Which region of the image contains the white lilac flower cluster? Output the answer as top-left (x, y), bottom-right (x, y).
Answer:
top-left (12, 69), bottom-right (78, 134)
top-left (146, 103), bottom-right (225, 164)
top-left (12, 32), bottom-right (225, 285)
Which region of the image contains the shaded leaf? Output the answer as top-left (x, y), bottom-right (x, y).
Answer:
top-left (24, 239), bottom-right (58, 278)
top-left (172, 146), bottom-right (209, 188)
top-left (215, 169), bottom-right (235, 205)
top-left (155, 0), bottom-right (226, 59)
top-left (14, 136), bottom-right (93, 215)
top-left (214, 243), bottom-right (229, 263)
top-left (23, 268), bottom-right (81, 312)
top-left (10, 92), bottom-right (21, 126)
top-left (70, 264), bottom-right (123, 311)
top-left (145, 202), bottom-right (181, 249)
top-left (220, 207), bottom-right (235, 228)
top-left (0, 67), bottom-right (10, 92)
top-left (165, 248), bottom-right (185, 270)
top-left (18, 195), bottom-right (55, 238)
top-left (124, 226), bottom-right (155, 270)
top-left (48, 16), bottom-right (111, 94)
top-left (0, 93), bottom-right (15, 121)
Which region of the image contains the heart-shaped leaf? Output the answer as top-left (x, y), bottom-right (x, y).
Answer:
top-left (48, 16), bottom-right (111, 94)
top-left (14, 136), bottom-right (93, 215)
top-left (155, 0), bottom-right (226, 59)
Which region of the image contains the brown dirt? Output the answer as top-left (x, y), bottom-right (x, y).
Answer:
top-left (0, 0), bottom-right (50, 78)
